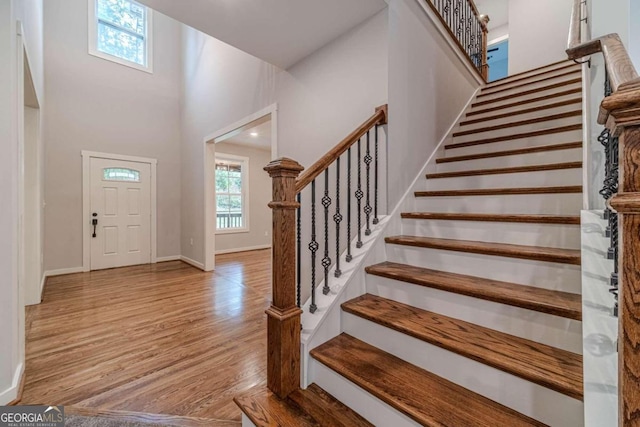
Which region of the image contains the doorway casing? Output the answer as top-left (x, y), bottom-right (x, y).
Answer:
top-left (81, 150), bottom-right (158, 272)
top-left (203, 103), bottom-right (278, 272)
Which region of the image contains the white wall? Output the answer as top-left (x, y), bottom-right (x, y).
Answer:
top-left (214, 143), bottom-right (272, 253)
top-left (43, 0), bottom-right (183, 271)
top-left (508, 0), bottom-right (573, 74)
top-left (387, 0), bottom-right (479, 209)
top-left (0, 0), bottom-right (45, 405)
top-left (631, 0), bottom-right (640, 69)
top-left (488, 23), bottom-right (509, 45)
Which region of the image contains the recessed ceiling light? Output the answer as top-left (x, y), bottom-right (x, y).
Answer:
top-left (250, 132), bottom-right (259, 137)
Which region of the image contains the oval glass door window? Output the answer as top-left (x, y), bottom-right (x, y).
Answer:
top-left (103, 168), bottom-right (140, 182)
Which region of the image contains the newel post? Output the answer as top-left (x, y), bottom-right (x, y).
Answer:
top-left (264, 157), bottom-right (304, 399)
top-left (480, 14), bottom-right (490, 81)
top-left (602, 81), bottom-right (640, 426)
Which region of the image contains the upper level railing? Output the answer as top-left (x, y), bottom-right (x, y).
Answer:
top-left (567, 1), bottom-right (640, 424)
top-left (423, 0), bottom-right (490, 80)
top-left (263, 105), bottom-right (388, 398)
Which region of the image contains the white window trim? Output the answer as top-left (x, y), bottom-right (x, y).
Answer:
top-left (215, 153), bottom-right (250, 235)
top-left (87, 0), bottom-right (154, 73)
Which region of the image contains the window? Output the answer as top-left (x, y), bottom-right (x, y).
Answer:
top-left (215, 155), bottom-right (249, 233)
top-left (88, 0), bottom-right (153, 72)
top-left (103, 167), bottom-right (140, 182)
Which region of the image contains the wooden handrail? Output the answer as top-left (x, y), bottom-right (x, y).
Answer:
top-left (567, 3), bottom-right (640, 425)
top-left (295, 105), bottom-right (387, 194)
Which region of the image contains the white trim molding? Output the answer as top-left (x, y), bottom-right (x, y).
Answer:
top-left (81, 150), bottom-right (158, 272)
top-left (0, 363), bottom-right (24, 405)
top-left (215, 244), bottom-right (271, 255)
top-left (203, 103), bottom-right (278, 272)
top-left (156, 255), bottom-right (181, 263)
top-left (180, 255), bottom-right (205, 271)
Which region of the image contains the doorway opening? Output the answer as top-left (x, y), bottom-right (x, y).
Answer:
top-left (204, 104), bottom-right (278, 271)
top-left (487, 39), bottom-right (509, 82)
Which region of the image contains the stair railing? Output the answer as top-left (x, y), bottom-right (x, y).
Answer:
top-left (567, 1), bottom-right (640, 424)
top-left (264, 105), bottom-right (388, 398)
top-left (423, 0), bottom-right (490, 80)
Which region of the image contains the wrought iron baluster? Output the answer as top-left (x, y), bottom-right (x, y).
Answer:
top-left (346, 147), bottom-right (353, 262)
top-left (356, 138), bottom-right (364, 248)
top-left (296, 193), bottom-right (301, 308)
top-left (334, 158), bottom-right (343, 277)
top-left (309, 180), bottom-right (318, 314)
top-left (364, 130), bottom-right (373, 235)
top-left (321, 170), bottom-right (332, 295)
top-left (373, 125), bottom-right (379, 225)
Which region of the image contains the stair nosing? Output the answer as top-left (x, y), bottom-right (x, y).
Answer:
top-left (478, 69), bottom-right (582, 98)
top-left (400, 212), bottom-right (581, 225)
top-left (384, 235), bottom-right (581, 265)
top-left (452, 110), bottom-right (582, 137)
top-left (340, 295), bottom-right (583, 400)
top-left (415, 185), bottom-right (583, 197)
top-left (485, 60), bottom-right (578, 89)
top-left (310, 333), bottom-right (548, 426)
top-left (365, 261), bottom-right (582, 320)
top-left (425, 161), bottom-right (582, 179)
top-left (466, 88), bottom-right (582, 117)
top-left (435, 142), bottom-right (583, 164)
top-left (460, 99), bottom-right (582, 126)
top-left (472, 78), bottom-right (582, 108)
top-left (444, 124), bottom-right (583, 150)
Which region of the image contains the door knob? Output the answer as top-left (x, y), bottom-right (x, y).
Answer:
top-left (92, 213), bottom-right (98, 238)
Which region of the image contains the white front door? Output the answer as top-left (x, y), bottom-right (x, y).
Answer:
top-left (90, 158), bottom-right (151, 270)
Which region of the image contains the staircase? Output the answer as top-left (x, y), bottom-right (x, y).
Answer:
top-left (237, 60), bottom-right (584, 426)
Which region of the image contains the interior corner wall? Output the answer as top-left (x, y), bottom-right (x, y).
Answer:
top-left (508, 0), bottom-right (573, 75)
top-left (387, 0), bottom-right (479, 210)
top-left (213, 143), bottom-right (272, 253)
top-left (43, 0), bottom-right (182, 271)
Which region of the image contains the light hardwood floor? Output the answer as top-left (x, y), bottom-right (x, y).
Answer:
top-left (21, 250), bottom-right (271, 425)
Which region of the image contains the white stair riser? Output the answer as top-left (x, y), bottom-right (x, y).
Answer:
top-left (401, 219), bottom-right (581, 249)
top-left (342, 314), bottom-right (585, 427)
top-left (478, 75), bottom-right (582, 102)
top-left (414, 193), bottom-right (583, 215)
top-left (486, 63), bottom-right (580, 88)
top-left (458, 102), bottom-right (582, 131)
top-left (471, 83), bottom-right (582, 111)
top-left (364, 276), bottom-right (582, 352)
top-left (451, 116), bottom-right (582, 145)
top-left (466, 93), bottom-right (582, 121)
top-left (436, 147), bottom-right (582, 173)
top-left (483, 67), bottom-right (581, 94)
top-left (424, 168), bottom-right (582, 191)
top-left (444, 129), bottom-right (583, 156)
top-left (310, 359), bottom-right (420, 427)
top-left (384, 244), bottom-right (582, 293)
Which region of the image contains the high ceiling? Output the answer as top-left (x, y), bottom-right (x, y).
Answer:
top-left (225, 120), bottom-right (272, 151)
top-left (136, 0), bottom-right (388, 69)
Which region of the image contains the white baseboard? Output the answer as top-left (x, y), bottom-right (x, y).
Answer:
top-left (0, 363), bottom-right (24, 405)
top-left (44, 267), bottom-right (84, 277)
top-left (156, 255), bottom-right (181, 263)
top-left (215, 244), bottom-right (271, 255)
top-left (180, 256), bottom-right (205, 270)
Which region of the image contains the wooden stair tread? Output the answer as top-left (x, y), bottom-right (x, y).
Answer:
top-left (445, 124), bottom-right (583, 150)
top-left (436, 142), bottom-right (582, 164)
top-left (472, 78), bottom-right (582, 108)
top-left (415, 185), bottom-right (582, 197)
top-left (234, 384), bottom-right (372, 427)
top-left (425, 161), bottom-right (582, 179)
top-left (467, 88), bottom-right (582, 117)
top-left (310, 333), bottom-right (547, 427)
top-left (341, 295), bottom-right (583, 400)
top-left (478, 69), bottom-right (581, 98)
top-left (460, 99), bottom-right (582, 126)
top-left (401, 212), bottom-right (580, 224)
top-left (365, 261), bottom-right (582, 320)
top-left (452, 110), bottom-right (582, 137)
top-left (485, 60), bottom-right (578, 89)
top-left (385, 235), bottom-right (581, 265)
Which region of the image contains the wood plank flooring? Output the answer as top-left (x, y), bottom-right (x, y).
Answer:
top-left (20, 249), bottom-right (272, 425)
